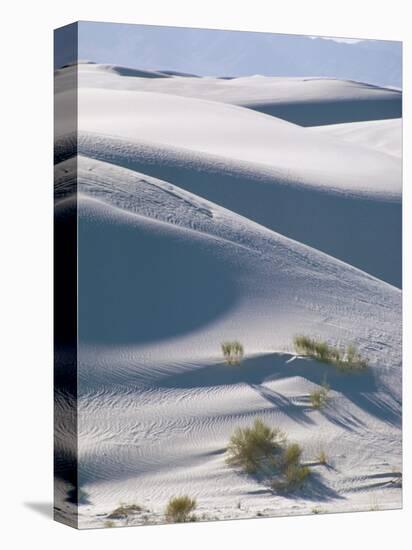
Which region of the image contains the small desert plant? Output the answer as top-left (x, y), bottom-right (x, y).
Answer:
top-left (294, 335), bottom-right (338, 363)
top-left (227, 419), bottom-right (310, 492)
top-left (309, 382), bottom-right (330, 410)
top-left (284, 464), bottom-right (311, 488)
top-left (272, 464), bottom-right (310, 492)
top-left (317, 448), bottom-right (328, 465)
top-left (226, 418), bottom-right (285, 473)
top-left (282, 443), bottom-right (303, 468)
top-left (165, 496), bottom-right (197, 523)
top-left (104, 520), bottom-right (116, 528)
top-left (273, 443), bottom-right (310, 493)
top-left (294, 335), bottom-right (367, 371)
top-left (221, 341), bottom-right (244, 365)
top-left (337, 344), bottom-right (368, 371)
top-left (107, 503), bottom-right (143, 520)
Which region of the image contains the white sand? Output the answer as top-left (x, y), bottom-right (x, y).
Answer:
top-left (54, 64), bottom-right (402, 528)
top-left (309, 118), bottom-right (402, 158)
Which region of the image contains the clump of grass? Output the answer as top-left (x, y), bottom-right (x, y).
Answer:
top-left (227, 419), bottom-right (310, 493)
top-left (272, 443), bottom-right (309, 492)
top-left (294, 335), bottom-right (338, 363)
top-left (104, 520), bottom-right (116, 528)
top-left (309, 382), bottom-right (330, 410)
top-left (294, 335), bottom-right (367, 371)
top-left (107, 503), bottom-right (143, 520)
top-left (271, 464), bottom-right (311, 492)
top-left (165, 496), bottom-right (197, 523)
top-left (284, 464), bottom-right (311, 488)
top-left (226, 418), bottom-right (286, 474)
top-left (317, 448), bottom-right (328, 465)
top-left (338, 344), bottom-right (368, 371)
top-left (282, 443), bottom-right (302, 468)
top-left (221, 341), bottom-right (244, 365)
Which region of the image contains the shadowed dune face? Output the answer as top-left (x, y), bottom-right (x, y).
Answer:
top-left (78, 197), bottom-right (238, 345)
top-left (157, 354), bottom-right (401, 428)
top-left (245, 97), bottom-right (402, 126)
top-left (119, 155), bottom-right (401, 288)
top-left (64, 63), bottom-right (403, 127)
top-left (101, 65), bottom-right (169, 79)
top-left (70, 136), bottom-right (401, 288)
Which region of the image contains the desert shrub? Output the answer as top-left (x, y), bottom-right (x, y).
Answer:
top-left (107, 503), bottom-right (143, 520)
top-left (226, 418), bottom-right (285, 473)
top-left (282, 443), bottom-right (302, 468)
top-left (272, 443), bottom-right (310, 492)
top-left (309, 382), bottom-right (330, 410)
top-left (337, 344), bottom-right (368, 371)
top-left (221, 341), bottom-right (244, 365)
top-left (271, 464), bottom-right (310, 492)
top-left (285, 464), bottom-right (311, 488)
top-left (294, 336), bottom-right (337, 363)
top-left (317, 448), bottom-right (328, 465)
top-left (294, 335), bottom-right (367, 371)
top-left (227, 419), bottom-right (310, 493)
top-left (104, 520), bottom-right (116, 528)
top-left (165, 496), bottom-right (197, 523)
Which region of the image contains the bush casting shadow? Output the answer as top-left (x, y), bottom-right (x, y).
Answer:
top-left (158, 353), bottom-right (400, 427)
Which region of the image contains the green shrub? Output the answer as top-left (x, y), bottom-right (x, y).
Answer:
top-left (317, 448), bottom-right (328, 465)
top-left (227, 420), bottom-right (310, 492)
top-left (338, 344), bottom-right (368, 371)
top-left (221, 341), bottom-right (244, 365)
top-left (107, 503), bottom-right (143, 520)
top-left (271, 464), bottom-right (310, 492)
top-left (294, 336), bottom-right (337, 363)
top-left (282, 443), bottom-right (302, 468)
top-left (294, 335), bottom-right (367, 371)
top-left (226, 418), bottom-right (285, 473)
top-left (165, 496), bottom-right (197, 523)
top-left (285, 464), bottom-right (311, 488)
top-left (104, 520), bottom-right (116, 528)
top-left (309, 382), bottom-right (330, 410)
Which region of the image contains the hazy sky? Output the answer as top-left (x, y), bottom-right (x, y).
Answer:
top-left (55, 21), bottom-right (402, 88)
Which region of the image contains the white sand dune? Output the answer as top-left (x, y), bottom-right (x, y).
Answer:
top-left (64, 87), bottom-right (400, 197)
top-left (55, 63), bottom-right (402, 126)
top-left (54, 157), bottom-right (401, 527)
top-left (54, 66), bottom-right (402, 527)
top-left (70, 156), bottom-right (400, 358)
top-left (55, 131), bottom-right (401, 287)
top-left (54, 84), bottom-right (401, 286)
top-left (310, 118), bottom-right (402, 158)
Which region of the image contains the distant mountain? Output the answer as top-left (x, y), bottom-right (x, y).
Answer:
top-left (55, 22), bottom-right (402, 88)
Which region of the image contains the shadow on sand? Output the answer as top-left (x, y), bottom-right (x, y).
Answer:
top-left (158, 353), bottom-right (401, 429)
top-left (243, 470), bottom-right (344, 503)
